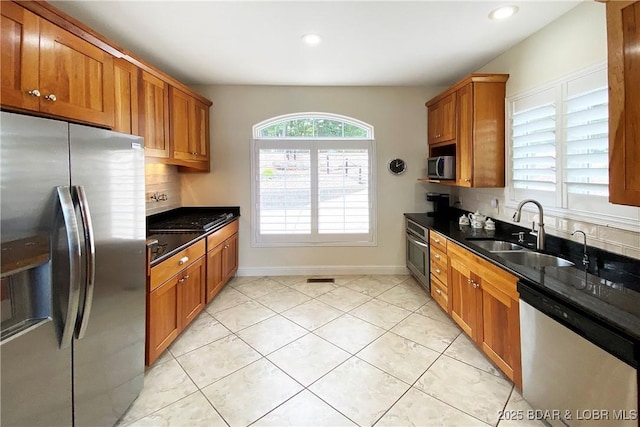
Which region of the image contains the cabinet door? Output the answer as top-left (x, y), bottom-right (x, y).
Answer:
top-left (456, 83), bottom-right (473, 187)
top-left (191, 98), bottom-right (210, 161)
top-left (147, 276), bottom-right (180, 365)
top-left (206, 243), bottom-right (224, 303)
top-left (222, 233), bottom-right (238, 280)
top-left (169, 86), bottom-right (192, 160)
top-left (427, 104), bottom-right (439, 144)
top-left (38, 20), bottom-right (115, 127)
top-left (113, 58), bottom-right (139, 135)
top-left (449, 251), bottom-right (481, 341)
top-left (607, 1), bottom-right (640, 206)
top-left (180, 257), bottom-right (205, 326)
top-left (427, 93), bottom-right (456, 145)
top-left (0, 2), bottom-right (40, 111)
top-left (480, 279), bottom-right (522, 389)
top-left (439, 92), bottom-right (457, 143)
top-left (140, 71), bottom-right (170, 158)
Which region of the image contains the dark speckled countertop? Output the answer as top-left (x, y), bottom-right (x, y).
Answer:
top-left (405, 212), bottom-right (640, 344)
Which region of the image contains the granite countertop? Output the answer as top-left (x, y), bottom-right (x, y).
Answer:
top-left (405, 212), bottom-right (640, 344)
top-left (146, 206), bottom-right (240, 266)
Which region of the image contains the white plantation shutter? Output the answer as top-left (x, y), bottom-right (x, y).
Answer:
top-left (317, 147), bottom-right (370, 235)
top-left (258, 147), bottom-right (311, 235)
top-left (511, 88), bottom-right (557, 192)
top-left (564, 69), bottom-right (609, 196)
top-left (252, 114), bottom-right (375, 246)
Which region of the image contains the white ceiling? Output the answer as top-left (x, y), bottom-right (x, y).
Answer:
top-left (51, 1), bottom-right (582, 87)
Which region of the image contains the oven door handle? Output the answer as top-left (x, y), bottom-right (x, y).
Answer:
top-left (407, 234), bottom-right (429, 249)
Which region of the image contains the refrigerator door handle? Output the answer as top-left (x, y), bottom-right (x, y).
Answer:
top-left (74, 186), bottom-right (95, 339)
top-left (56, 186), bottom-right (82, 349)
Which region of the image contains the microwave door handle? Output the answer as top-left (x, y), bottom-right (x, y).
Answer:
top-left (74, 186), bottom-right (95, 339)
top-left (56, 186), bottom-right (82, 349)
top-left (437, 157), bottom-right (444, 178)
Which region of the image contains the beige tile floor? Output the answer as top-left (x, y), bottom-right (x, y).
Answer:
top-left (118, 275), bottom-right (544, 427)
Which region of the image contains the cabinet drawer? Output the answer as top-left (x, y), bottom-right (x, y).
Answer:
top-left (431, 276), bottom-right (448, 313)
top-left (430, 231), bottom-right (448, 253)
top-left (430, 255), bottom-right (448, 288)
top-left (207, 219), bottom-right (239, 251)
top-left (150, 239), bottom-right (205, 291)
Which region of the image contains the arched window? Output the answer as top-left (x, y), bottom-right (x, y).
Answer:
top-left (251, 113), bottom-right (376, 246)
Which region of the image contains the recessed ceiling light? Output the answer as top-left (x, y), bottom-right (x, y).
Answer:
top-left (301, 34), bottom-right (322, 46)
top-left (489, 5), bottom-right (519, 20)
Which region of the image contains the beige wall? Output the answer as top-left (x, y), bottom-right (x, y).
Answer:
top-left (181, 85), bottom-right (443, 275)
top-left (451, 1), bottom-right (640, 260)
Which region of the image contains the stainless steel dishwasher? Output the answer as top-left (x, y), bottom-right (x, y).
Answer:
top-left (519, 281), bottom-right (638, 427)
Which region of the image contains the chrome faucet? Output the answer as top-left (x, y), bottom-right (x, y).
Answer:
top-left (512, 199), bottom-right (545, 251)
top-left (572, 230), bottom-right (590, 268)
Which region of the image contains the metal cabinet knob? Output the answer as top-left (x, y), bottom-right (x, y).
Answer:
top-left (183, 275), bottom-right (190, 280)
top-left (44, 94), bottom-right (57, 102)
top-left (467, 278), bottom-right (473, 284)
top-left (179, 256), bottom-right (189, 265)
top-left (434, 238), bottom-right (440, 243)
top-left (28, 89), bottom-right (41, 97)
top-left (464, 178), bottom-right (471, 182)
top-left (178, 278), bottom-right (185, 283)
top-left (435, 268), bottom-right (441, 274)
top-left (434, 254), bottom-right (440, 260)
top-left (435, 289), bottom-right (442, 296)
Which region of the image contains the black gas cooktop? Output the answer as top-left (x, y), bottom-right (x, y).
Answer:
top-left (148, 212), bottom-right (234, 233)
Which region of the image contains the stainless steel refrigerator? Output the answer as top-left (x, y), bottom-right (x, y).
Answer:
top-left (1, 111), bottom-right (146, 427)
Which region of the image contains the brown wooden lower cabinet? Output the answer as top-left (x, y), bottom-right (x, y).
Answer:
top-left (180, 257), bottom-right (206, 327)
top-left (146, 219), bottom-right (239, 365)
top-left (147, 273), bottom-right (181, 363)
top-left (445, 238), bottom-right (522, 389)
top-left (448, 247), bottom-right (482, 341)
top-left (206, 243), bottom-right (224, 303)
top-left (206, 220), bottom-right (239, 303)
top-left (147, 256), bottom-right (206, 365)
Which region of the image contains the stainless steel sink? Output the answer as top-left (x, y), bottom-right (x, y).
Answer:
top-left (470, 240), bottom-right (527, 252)
top-left (497, 251), bottom-right (574, 268)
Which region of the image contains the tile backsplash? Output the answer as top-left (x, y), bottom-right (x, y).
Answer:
top-left (451, 187), bottom-right (640, 261)
top-left (145, 163), bottom-right (181, 215)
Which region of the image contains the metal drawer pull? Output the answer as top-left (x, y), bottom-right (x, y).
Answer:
top-left (28, 89), bottom-right (41, 97)
top-left (179, 256), bottom-right (189, 265)
top-left (183, 275), bottom-right (190, 280)
top-left (434, 238), bottom-right (440, 243)
top-left (434, 254), bottom-right (440, 260)
top-left (44, 94), bottom-right (57, 102)
top-left (435, 268), bottom-right (441, 274)
top-left (467, 278), bottom-right (473, 284)
top-left (435, 289), bottom-right (442, 296)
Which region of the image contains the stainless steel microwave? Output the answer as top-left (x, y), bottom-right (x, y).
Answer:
top-left (427, 156), bottom-right (455, 180)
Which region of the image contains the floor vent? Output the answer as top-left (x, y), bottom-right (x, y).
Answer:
top-left (306, 278), bottom-right (335, 283)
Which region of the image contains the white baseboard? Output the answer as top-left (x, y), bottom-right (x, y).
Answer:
top-left (236, 265), bottom-right (409, 277)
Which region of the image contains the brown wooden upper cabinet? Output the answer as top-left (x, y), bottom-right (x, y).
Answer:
top-left (170, 87), bottom-right (209, 164)
top-left (1, 2), bottom-right (115, 128)
top-left (425, 74), bottom-right (508, 188)
top-left (113, 58), bottom-right (139, 135)
top-left (604, 0), bottom-right (640, 206)
top-left (427, 92), bottom-right (456, 145)
top-left (139, 71), bottom-right (170, 158)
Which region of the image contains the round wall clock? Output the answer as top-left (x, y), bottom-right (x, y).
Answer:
top-left (388, 158), bottom-right (407, 175)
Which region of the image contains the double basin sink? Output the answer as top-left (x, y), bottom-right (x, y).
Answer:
top-left (469, 239), bottom-right (574, 268)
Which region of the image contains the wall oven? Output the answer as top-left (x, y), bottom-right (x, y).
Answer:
top-left (406, 218), bottom-right (430, 291)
